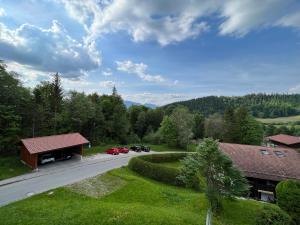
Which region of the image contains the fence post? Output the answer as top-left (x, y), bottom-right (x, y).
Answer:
top-left (206, 208), bottom-right (212, 225)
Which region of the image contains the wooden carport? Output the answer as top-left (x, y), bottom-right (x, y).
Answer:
top-left (20, 133), bottom-right (89, 169)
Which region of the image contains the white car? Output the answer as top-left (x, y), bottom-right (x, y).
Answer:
top-left (40, 154), bottom-right (55, 164)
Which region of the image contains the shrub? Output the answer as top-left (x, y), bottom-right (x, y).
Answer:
top-left (140, 153), bottom-right (187, 163)
top-left (256, 205), bottom-right (292, 225)
top-left (276, 180), bottom-right (300, 225)
top-left (128, 153), bottom-right (199, 189)
top-left (142, 130), bottom-right (162, 145)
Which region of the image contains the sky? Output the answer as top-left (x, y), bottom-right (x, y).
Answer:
top-left (0, 0), bottom-right (300, 106)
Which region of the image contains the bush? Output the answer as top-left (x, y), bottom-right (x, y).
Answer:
top-left (276, 180), bottom-right (300, 225)
top-left (127, 132), bottom-right (141, 144)
top-left (129, 157), bottom-right (183, 186)
top-left (256, 205), bottom-right (292, 225)
top-left (142, 130), bottom-right (162, 145)
top-left (128, 153), bottom-right (200, 189)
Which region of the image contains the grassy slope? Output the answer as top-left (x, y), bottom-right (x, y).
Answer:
top-left (0, 155), bottom-right (31, 181)
top-left (0, 167), bottom-right (265, 225)
top-left (257, 115), bottom-right (300, 124)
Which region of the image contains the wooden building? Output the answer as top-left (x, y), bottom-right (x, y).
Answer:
top-left (20, 133), bottom-right (89, 169)
top-left (219, 142), bottom-right (300, 202)
top-left (265, 134), bottom-right (300, 149)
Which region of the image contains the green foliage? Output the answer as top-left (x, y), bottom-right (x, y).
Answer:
top-left (192, 113), bottom-right (205, 139)
top-left (255, 205), bottom-right (292, 225)
top-left (276, 180), bottom-right (300, 225)
top-left (128, 153), bottom-right (192, 187)
top-left (204, 114), bottom-right (224, 140)
top-left (160, 116), bottom-right (178, 146)
top-left (0, 64), bottom-right (32, 152)
top-left (179, 138), bottom-right (249, 214)
top-left (160, 107), bottom-right (194, 148)
top-left (163, 94), bottom-right (300, 118)
top-left (143, 130), bottom-right (162, 145)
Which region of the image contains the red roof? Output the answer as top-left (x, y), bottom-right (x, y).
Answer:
top-left (266, 134), bottom-right (300, 146)
top-left (219, 143), bottom-right (300, 181)
top-left (21, 133), bottom-right (89, 154)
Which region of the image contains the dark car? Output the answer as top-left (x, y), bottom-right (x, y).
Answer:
top-left (130, 145), bottom-right (142, 152)
top-left (118, 147), bottom-right (129, 154)
top-left (106, 148), bottom-right (119, 155)
top-left (62, 152), bottom-right (72, 160)
top-left (141, 145), bottom-right (150, 152)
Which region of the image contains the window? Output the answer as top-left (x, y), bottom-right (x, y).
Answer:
top-left (274, 150), bottom-right (285, 157)
top-left (260, 149), bottom-right (270, 155)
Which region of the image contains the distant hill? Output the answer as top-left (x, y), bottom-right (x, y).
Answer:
top-left (124, 100), bottom-right (157, 109)
top-left (162, 94), bottom-right (300, 118)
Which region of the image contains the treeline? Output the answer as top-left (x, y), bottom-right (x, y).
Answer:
top-left (163, 94), bottom-right (300, 118)
top-left (264, 124), bottom-right (300, 137)
top-left (0, 61), bottom-right (272, 154)
top-left (0, 62), bottom-right (165, 153)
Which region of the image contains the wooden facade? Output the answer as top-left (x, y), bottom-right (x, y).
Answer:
top-left (20, 133), bottom-right (89, 170)
top-left (20, 146), bottom-right (38, 169)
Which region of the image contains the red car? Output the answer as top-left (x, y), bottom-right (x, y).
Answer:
top-left (118, 147), bottom-right (129, 154)
top-left (106, 148), bottom-right (119, 155)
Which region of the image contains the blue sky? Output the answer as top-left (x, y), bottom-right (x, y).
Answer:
top-left (0, 0), bottom-right (300, 105)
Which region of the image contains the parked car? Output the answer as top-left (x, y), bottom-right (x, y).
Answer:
top-left (141, 145), bottom-right (150, 152)
top-left (62, 152), bottom-right (72, 160)
top-left (118, 147), bottom-right (129, 153)
top-left (106, 148), bottom-right (119, 155)
top-left (40, 153), bottom-right (55, 165)
top-left (130, 145), bottom-right (142, 152)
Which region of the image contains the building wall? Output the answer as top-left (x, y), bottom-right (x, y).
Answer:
top-left (20, 146), bottom-right (37, 169)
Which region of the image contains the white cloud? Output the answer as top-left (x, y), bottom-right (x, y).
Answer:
top-left (277, 11), bottom-right (300, 29)
top-left (99, 80), bottom-right (115, 88)
top-left (0, 20), bottom-right (101, 79)
top-left (289, 84), bottom-right (300, 93)
top-left (219, 0), bottom-right (292, 36)
top-left (0, 8), bottom-right (5, 17)
top-left (60, 0), bottom-right (300, 45)
top-left (102, 68), bottom-right (112, 76)
top-left (174, 80), bottom-right (179, 85)
top-left (123, 92), bottom-right (191, 106)
top-left (116, 60), bottom-right (164, 83)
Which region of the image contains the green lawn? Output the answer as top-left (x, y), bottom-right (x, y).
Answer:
top-left (256, 115), bottom-right (300, 124)
top-left (0, 167), bottom-right (266, 225)
top-left (0, 155), bottom-right (31, 181)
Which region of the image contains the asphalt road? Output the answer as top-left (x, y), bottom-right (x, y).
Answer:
top-left (0, 152), bottom-right (150, 207)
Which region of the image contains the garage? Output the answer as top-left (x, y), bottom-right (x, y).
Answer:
top-left (20, 133), bottom-right (89, 169)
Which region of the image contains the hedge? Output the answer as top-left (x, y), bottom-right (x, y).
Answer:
top-left (128, 153), bottom-right (199, 189)
top-left (276, 180), bottom-right (300, 225)
top-left (256, 205), bottom-right (292, 225)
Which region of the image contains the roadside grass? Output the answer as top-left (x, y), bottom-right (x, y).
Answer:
top-left (0, 155), bottom-right (31, 181)
top-left (0, 167), bottom-right (266, 225)
top-left (256, 115), bottom-right (300, 124)
top-left (84, 143), bottom-right (196, 156)
top-left (66, 173), bottom-right (127, 198)
top-left (83, 144), bottom-right (118, 156)
top-left (147, 143), bottom-right (196, 152)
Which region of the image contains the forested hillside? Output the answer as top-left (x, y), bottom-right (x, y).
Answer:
top-left (163, 94), bottom-right (300, 118)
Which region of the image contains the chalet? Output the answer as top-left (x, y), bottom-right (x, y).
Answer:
top-left (265, 134), bottom-right (300, 149)
top-left (20, 133), bottom-right (89, 170)
top-left (219, 142), bottom-right (300, 202)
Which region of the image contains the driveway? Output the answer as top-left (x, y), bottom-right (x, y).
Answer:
top-left (0, 151), bottom-right (155, 207)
